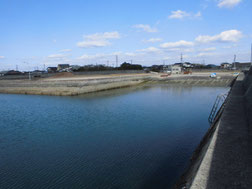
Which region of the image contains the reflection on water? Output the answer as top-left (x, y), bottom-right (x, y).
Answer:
top-left (0, 85), bottom-right (229, 189)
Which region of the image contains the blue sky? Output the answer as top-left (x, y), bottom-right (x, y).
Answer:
top-left (0, 0), bottom-right (252, 70)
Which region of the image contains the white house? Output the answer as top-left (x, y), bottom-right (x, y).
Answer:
top-left (171, 65), bottom-right (182, 74)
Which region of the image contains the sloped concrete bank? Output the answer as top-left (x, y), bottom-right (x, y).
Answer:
top-left (0, 74), bottom-right (235, 96)
top-left (152, 76), bottom-right (233, 87)
top-left (174, 68), bottom-right (252, 188)
top-left (0, 75), bottom-right (150, 96)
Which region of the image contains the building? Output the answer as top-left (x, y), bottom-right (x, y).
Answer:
top-left (0, 71), bottom-right (8, 76)
top-left (171, 65), bottom-right (182, 74)
top-left (183, 62), bottom-right (193, 68)
top-left (57, 64), bottom-right (70, 71)
top-left (47, 67), bottom-right (57, 73)
top-left (221, 62), bottom-right (231, 69)
top-left (232, 62), bottom-right (251, 71)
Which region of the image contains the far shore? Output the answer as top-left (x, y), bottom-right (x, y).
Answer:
top-left (0, 71), bottom-right (237, 96)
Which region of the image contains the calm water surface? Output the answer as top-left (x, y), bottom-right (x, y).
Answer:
top-left (0, 85), bottom-right (228, 189)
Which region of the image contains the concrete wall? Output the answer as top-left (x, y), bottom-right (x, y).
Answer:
top-left (243, 67), bottom-right (252, 127)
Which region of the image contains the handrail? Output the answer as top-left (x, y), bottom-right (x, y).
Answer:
top-left (208, 93), bottom-right (228, 125)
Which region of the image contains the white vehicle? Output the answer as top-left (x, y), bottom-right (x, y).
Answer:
top-left (210, 73), bottom-right (217, 78)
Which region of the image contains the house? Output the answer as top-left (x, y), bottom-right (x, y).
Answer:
top-left (171, 65), bottom-right (182, 74)
top-left (0, 71), bottom-right (8, 76)
top-left (47, 67), bottom-right (57, 73)
top-left (183, 62), bottom-right (193, 68)
top-left (57, 64), bottom-right (70, 71)
top-left (221, 62), bottom-right (231, 69)
top-left (232, 62), bottom-right (251, 71)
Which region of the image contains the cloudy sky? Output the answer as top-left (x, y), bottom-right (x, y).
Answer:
top-left (0, 0), bottom-right (251, 70)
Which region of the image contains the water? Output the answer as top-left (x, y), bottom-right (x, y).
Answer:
top-left (0, 85), bottom-right (228, 189)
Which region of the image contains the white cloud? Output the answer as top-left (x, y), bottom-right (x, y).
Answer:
top-left (0, 56), bottom-right (5, 59)
top-left (48, 54), bottom-right (68, 59)
top-left (77, 31), bottom-right (120, 48)
top-left (200, 47), bottom-right (216, 52)
top-left (143, 38), bottom-right (162, 43)
top-left (160, 40), bottom-right (194, 48)
top-left (222, 44), bottom-right (238, 48)
top-left (218, 0), bottom-right (242, 8)
top-left (77, 40), bottom-right (110, 48)
top-left (196, 52), bottom-right (217, 57)
top-left (169, 10), bottom-right (201, 19)
top-left (77, 54), bottom-right (106, 60)
top-left (59, 49), bottom-right (72, 52)
top-left (137, 47), bottom-right (161, 53)
top-left (133, 24), bottom-right (158, 33)
top-left (195, 30), bottom-right (242, 43)
top-left (84, 31), bottom-right (120, 40)
top-left (124, 52), bottom-right (138, 57)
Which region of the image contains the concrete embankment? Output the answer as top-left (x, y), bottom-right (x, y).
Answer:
top-left (0, 74), bottom-right (151, 96)
top-left (153, 75), bottom-right (234, 87)
top-left (174, 68), bottom-right (252, 188)
top-left (0, 72), bottom-right (236, 96)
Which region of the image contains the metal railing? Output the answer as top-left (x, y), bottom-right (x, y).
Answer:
top-left (208, 93), bottom-right (228, 125)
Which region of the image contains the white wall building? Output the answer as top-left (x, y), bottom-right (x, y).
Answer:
top-left (171, 65), bottom-right (182, 74)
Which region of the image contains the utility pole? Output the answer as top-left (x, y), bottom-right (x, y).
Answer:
top-left (16, 65), bottom-right (18, 71)
top-left (107, 60), bottom-right (109, 67)
top-left (116, 55), bottom-right (118, 68)
top-left (233, 54), bottom-right (237, 70)
top-left (180, 53), bottom-right (183, 63)
top-left (250, 43), bottom-right (252, 66)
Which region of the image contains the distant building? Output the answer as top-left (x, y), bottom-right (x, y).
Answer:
top-left (232, 62), bottom-right (251, 71)
top-left (162, 65), bottom-right (172, 73)
top-left (47, 67), bottom-right (57, 73)
top-left (0, 71), bottom-right (8, 76)
top-left (183, 62), bottom-right (193, 68)
top-left (221, 62), bottom-right (231, 69)
top-left (172, 65), bottom-right (182, 74)
top-left (57, 64), bottom-right (70, 71)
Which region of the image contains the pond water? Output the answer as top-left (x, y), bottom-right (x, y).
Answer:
top-left (0, 85), bottom-right (228, 189)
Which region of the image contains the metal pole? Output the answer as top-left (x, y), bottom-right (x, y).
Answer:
top-left (116, 55), bottom-right (118, 68)
top-left (250, 43), bottom-right (252, 66)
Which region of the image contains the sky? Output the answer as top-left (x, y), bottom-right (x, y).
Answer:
top-left (0, 0), bottom-right (252, 71)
